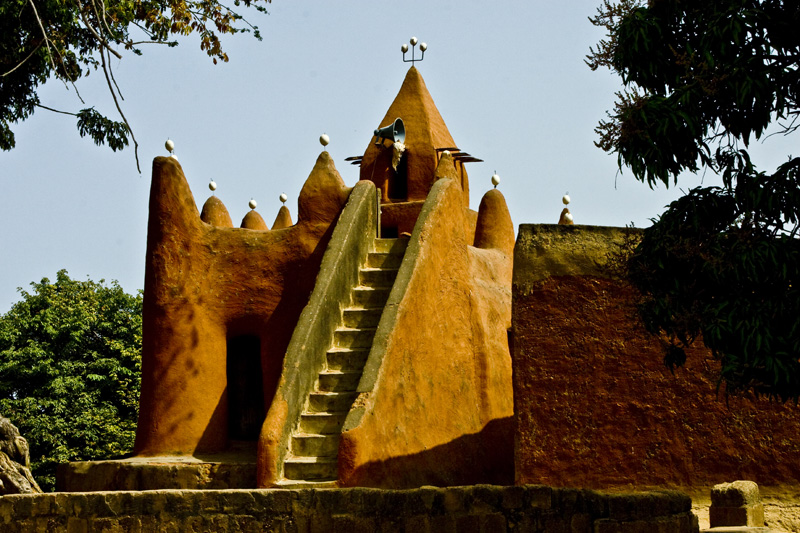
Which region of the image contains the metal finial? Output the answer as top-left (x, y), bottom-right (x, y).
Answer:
top-left (401, 37), bottom-right (427, 66)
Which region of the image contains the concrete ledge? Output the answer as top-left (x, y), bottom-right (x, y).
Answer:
top-left (0, 485), bottom-right (698, 532)
top-left (57, 458), bottom-right (256, 492)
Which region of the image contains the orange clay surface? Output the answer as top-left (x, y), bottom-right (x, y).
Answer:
top-left (360, 67), bottom-right (470, 235)
top-left (513, 274), bottom-right (800, 489)
top-left (337, 174), bottom-right (516, 488)
top-left (134, 154), bottom-right (348, 456)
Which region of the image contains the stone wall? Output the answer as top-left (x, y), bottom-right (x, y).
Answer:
top-left (0, 485), bottom-right (697, 532)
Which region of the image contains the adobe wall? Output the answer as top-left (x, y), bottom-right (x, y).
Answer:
top-left (135, 154), bottom-right (349, 457)
top-left (512, 224), bottom-right (800, 489)
top-left (0, 485), bottom-right (697, 532)
top-left (337, 173), bottom-right (515, 488)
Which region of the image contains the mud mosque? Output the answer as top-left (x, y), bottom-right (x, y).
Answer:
top-left (45, 48), bottom-right (800, 533)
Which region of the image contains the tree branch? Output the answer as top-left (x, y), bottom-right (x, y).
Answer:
top-left (1, 41), bottom-right (43, 77)
top-left (76, 1), bottom-right (122, 59)
top-left (27, 0), bottom-right (61, 79)
top-left (98, 46), bottom-right (139, 172)
top-left (35, 104), bottom-right (77, 116)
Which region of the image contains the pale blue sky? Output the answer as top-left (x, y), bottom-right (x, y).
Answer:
top-left (0, 1), bottom-right (794, 311)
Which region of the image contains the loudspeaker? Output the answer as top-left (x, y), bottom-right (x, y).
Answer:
top-left (374, 118), bottom-right (405, 145)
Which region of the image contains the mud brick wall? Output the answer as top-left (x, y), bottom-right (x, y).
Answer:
top-left (512, 224), bottom-right (800, 488)
top-left (0, 485), bottom-right (696, 532)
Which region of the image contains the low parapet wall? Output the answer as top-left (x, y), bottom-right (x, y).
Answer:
top-left (0, 485), bottom-right (697, 532)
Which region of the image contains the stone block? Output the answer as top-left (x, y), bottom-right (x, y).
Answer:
top-left (454, 514), bottom-right (483, 531)
top-left (0, 498), bottom-right (12, 524)
top-left (403, 515), bottom-right (430, 533)
top-left (711, 480), bottom-right (761, 507)
top-left (709, 504), bottom-right (765, 528)
top-left (482, 512), bottom-right (507, 531)
top-left (594, 513), bottom-right (699, 533)
top-left (417, 486), bottom-right (441, 511)
top-left (443, 490), bottom-right (467, 513)
top-left (428, 513), bottom-right (456, 533)
top-left (570, 512), bottom-right (591, 533)
top-left (66, 517), bottom-right (88, 533)
top-left (709, 480), bottom-right (765, 528)
top-left (258, 489), bottom-right (296, 514)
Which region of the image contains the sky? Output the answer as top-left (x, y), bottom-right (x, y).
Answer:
top-left (1, 0), bottom-right (795, 312)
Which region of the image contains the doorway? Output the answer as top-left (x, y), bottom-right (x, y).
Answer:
top-left (226, 335), bottom-right (265, 441)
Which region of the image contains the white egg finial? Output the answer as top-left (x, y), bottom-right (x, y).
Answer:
top-left (491, 171), bottom-right (500, 189)
top-left (562, 193), bottom-right (571, 205)
top-left (249, 198), bottom-right (257, 210)
top-left (209, 179), bottom-right (217, 192)
top-left (564, 212), bottom-right (574, 223)
top-left (280, 193), bottom-right (288, 205)
top-left (165, 138), bottom-right (175, 153)
top-left (410, 36), bottom-right (418, 46)
top-left (401, 43), bottom-right (409, 53)
top-left (320, 133), bottom-right (330, 147)
top-left (420, 42), bottom-right (428, 52)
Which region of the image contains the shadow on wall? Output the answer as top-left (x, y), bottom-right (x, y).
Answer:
top-left (342, 416), bottom-right (515, 489)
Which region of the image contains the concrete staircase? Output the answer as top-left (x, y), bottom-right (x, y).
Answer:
top-left (281, 237), bottom-right (407, 486)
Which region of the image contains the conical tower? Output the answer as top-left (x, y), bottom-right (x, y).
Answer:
top-left (359, 67), bottom-right (471, 235)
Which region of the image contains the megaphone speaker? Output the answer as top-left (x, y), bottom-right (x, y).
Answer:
top-left (374, 118), bottom-right (405, 145)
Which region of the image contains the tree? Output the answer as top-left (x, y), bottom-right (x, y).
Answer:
top-left (0, 0), bottom-right (271, 171)
top-left (588, 0), bottom-right (800, 400)
top-left (0, 270), bottom-right (142, 491)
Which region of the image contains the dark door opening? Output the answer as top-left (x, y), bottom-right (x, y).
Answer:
top-left (388, 153), bottom-right (408, 200)
top-left (227, 335), bottom-right (265, 441)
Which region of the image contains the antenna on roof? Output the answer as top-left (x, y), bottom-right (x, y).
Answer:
top-left (401, 37), bottom-right (427, 66)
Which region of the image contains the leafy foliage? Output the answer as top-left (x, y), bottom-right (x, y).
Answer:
top-left (0, 0), bottom-right (271, 168)
top-left (589, 0), bottom-right (800, 400)
top-left (0, 271), bottom-right (142, 491)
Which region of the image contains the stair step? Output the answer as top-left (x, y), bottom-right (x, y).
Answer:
top-left (373, 238), bottom-right (408, 254)
top-left (359, 267), bottom-right (398, 287)
top-left (342, 308), bottom-right (382, 328)
top-left (308, 391), bottom-right (358, 412)
top-left (284, 456), bottom-right (337, 481)
top-left (281, 236), bottom-right (409, 485)
top-left (366, 252), bottom-right (402, 269)
top-left (299, 412), bottom-right (348, 434)
top-left (291, 433), bottom-right (341, 456)
top-left (318, 371), bottom-right (361, 392)
top-left (333, 328), bottom-right (376, 349)
top-left (351, 287), bottom-right (391, 308)
top-left (326, 348), bottom-right (369, 372)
